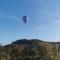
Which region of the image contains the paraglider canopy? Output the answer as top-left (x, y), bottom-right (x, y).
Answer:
top-left (22, 16), bottom-right (29, 24)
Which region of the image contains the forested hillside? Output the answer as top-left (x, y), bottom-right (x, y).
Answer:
top-left (0, 39), bottom-right (60, 60)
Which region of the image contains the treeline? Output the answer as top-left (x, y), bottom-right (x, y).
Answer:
top-left (0, 39), bottom-right (59, 60)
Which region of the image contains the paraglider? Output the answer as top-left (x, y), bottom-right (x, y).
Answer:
top-left (22, 16), bottom-right (29, 24)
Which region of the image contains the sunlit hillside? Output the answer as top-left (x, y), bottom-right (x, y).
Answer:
top-left (0, 39), bottom-right (60, 60)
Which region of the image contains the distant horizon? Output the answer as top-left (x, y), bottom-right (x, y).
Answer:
top-left (1, 38), bottom-right (60, 46)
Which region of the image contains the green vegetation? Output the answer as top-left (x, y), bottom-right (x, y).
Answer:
top-left (0, 39), bottom-right (60, 60)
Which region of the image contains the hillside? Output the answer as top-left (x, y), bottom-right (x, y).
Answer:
top-left (0, 39), bottom-right (60, 60)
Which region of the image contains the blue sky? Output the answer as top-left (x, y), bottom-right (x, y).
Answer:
top-left (0, 0), bottom-right (60, 45)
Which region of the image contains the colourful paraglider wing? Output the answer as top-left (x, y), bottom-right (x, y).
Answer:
top-left (22, 16), bottom-right (27, 24)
